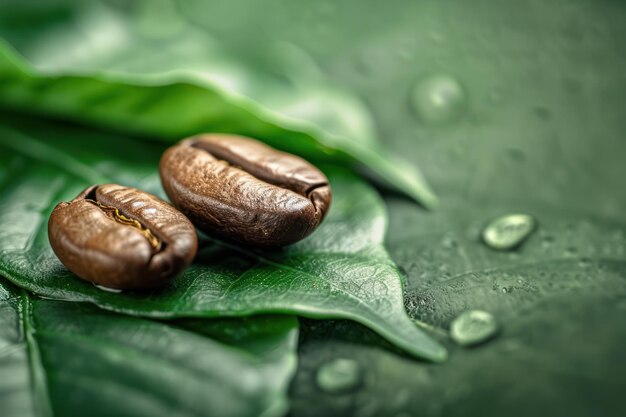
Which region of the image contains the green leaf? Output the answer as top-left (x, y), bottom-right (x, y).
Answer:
top-left (0, 1), bottom-right (437, 208)
top-left (257, 0), bottom-right (626, 413)
top-left (0, 278), bottom-right (298, 417)
top-left (290, 201), bottom-right (626, 417)
top-left (0, 117), bottom-right (446, 362)
top-left (391, 206), bottom-right (626, 328)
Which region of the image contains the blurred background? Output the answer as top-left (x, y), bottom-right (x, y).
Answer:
top-left (1, 0), bottom-right (624, 216)
top-left (1, 1), bottom-right (624, 416)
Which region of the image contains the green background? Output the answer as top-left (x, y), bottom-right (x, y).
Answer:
top-left (195, 1), bottom-right (626, 415)
top-left (1, 0), bottom-right (625, 416)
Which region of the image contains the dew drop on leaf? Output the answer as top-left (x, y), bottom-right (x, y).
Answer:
top-left (316, 358), bottom-right (361, 393)
top-left (482, 214), bottom-right (536, 251)
top-left (450, 310), bottom-right (498, 347)
top-left (411, 74), bottom-right (467, 124)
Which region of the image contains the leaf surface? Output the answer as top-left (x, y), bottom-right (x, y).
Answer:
top-left (0, 0), bottom-right (437, 207)
top-left (0, 278), bottom-right (298, 417)
top-left (0, 117), bottom-right (446, 362)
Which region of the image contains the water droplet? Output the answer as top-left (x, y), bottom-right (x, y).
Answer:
top-left (482, 214), bottom-right (536, 251)
top-left (441, 234), bottom-right (457, 249)
top-left (411, 75), bottom-right (467, 125)
top-left (93, 283), bottom-right (123, 293)
top-left (316, 358), bottom-right (361, 393)
top-left (450, 310), bottom-right (498, 347)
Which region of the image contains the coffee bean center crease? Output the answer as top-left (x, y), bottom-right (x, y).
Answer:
top-left (87, 199), bottom-right (163, 251)
top-left (160, 134), bottom-right (332, 246)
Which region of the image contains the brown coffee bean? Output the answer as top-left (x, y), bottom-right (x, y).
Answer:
top-left (159, 134), bottom-right (332, 247)
top-left (48, 184), bottom-right (198, 290)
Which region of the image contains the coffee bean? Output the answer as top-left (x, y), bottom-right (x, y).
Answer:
top-left (159, 134), bottom-right (332, 246)
top-left (48, 184), bottom-right (198, 290)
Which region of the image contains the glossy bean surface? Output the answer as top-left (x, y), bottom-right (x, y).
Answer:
top-left (159, 134), bottom-right (332, 246)
top-left (48, 184), bottom-right (198, 289)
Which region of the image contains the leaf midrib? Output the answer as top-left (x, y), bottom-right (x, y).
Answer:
top-left (221, 241), bottom-right (387, 315)
top-left (0, 124), bottom-right (446, 361)
top-left (20, 291), bottom-right (53, 417)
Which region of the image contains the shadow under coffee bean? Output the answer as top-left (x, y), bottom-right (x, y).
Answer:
top-left (48, 184), bottom-right (198, 290)
top-left (48, 135), bottom-right (330, 288)
top-left (159, 134), bottom-right (332, 247)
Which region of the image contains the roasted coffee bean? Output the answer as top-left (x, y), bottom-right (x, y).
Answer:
top-left (48, 184), bottom-right (198, 290)
top-left (159, 134), bottom-right (332, 247)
